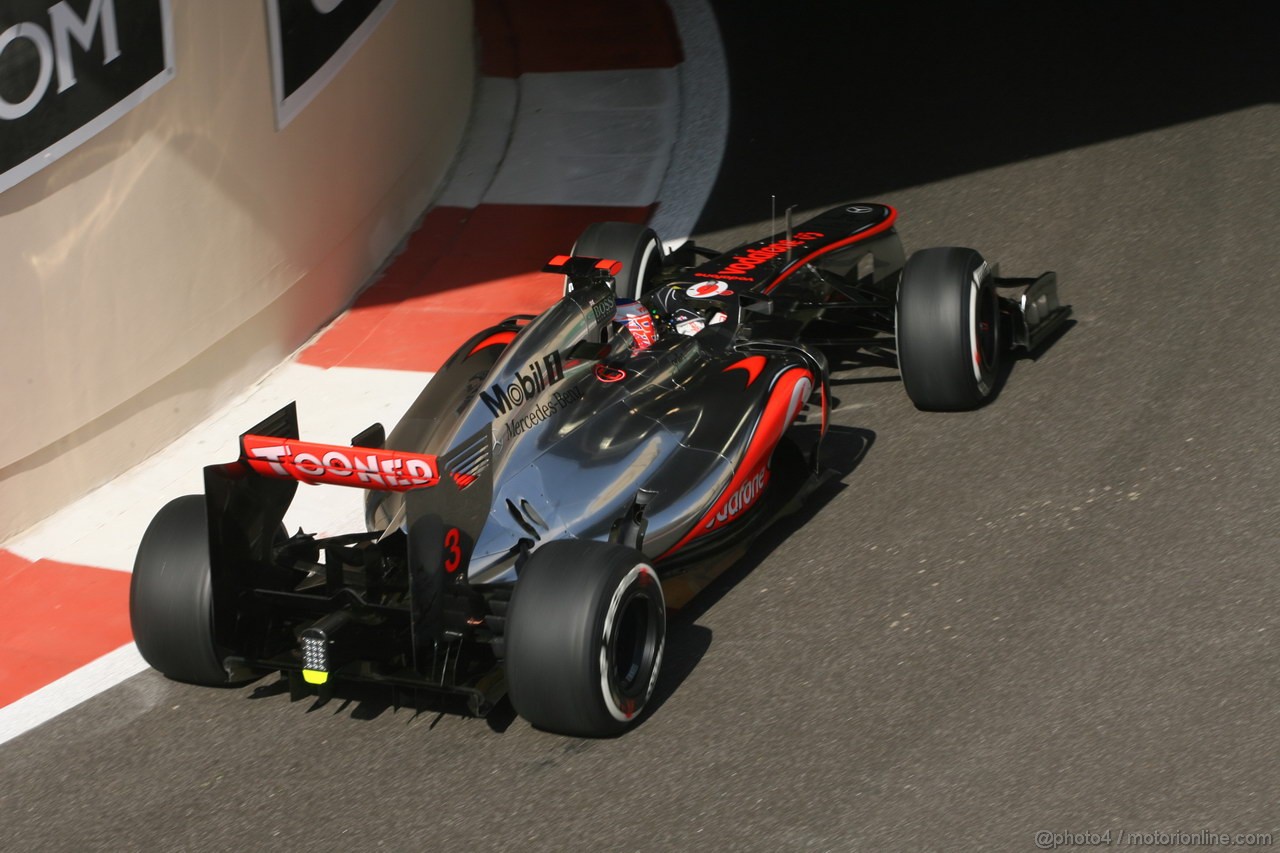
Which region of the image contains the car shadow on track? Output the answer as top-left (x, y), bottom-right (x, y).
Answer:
top-left (984, 316), bottom-right (1078, 409)
top-left (631, 425), bottom-right (877, 729)
top-left (245, 676), bottom-right (481, 725)
top-left (668, 425), bottom-right (875, 629)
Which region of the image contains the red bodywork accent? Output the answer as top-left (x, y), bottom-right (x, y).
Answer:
top-left (443, 528), bottom-right (462, 573)
top-left (660, 367), bottom-right (815, 558)
top-left (723, 355), bottom-right (767, 387)
top-left (764, 207), bottom-right (899, 294)
top-left (820, 383), bottom-right (829, 436)
top-left (467, 330), bottom-right (518, 358)
top-left (241, 435), bottom-right (439, 492)
top-left (544, 255), bottom-right (621, 275)
top-left (451, 471), bottom-right (479, 490)
top-left (688, 281), bottom-right (733, 298)
top-left (595, 364), bottom-right (627, 383)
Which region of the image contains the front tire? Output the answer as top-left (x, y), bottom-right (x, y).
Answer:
top-left (568, 222), bottom-right (664, 301)
top-left (130, 495), bottom-right (238, 686)
top-left (505, 540), bottom-right (666, 737)
top-left (896, 247), bottom-right (1000, 411)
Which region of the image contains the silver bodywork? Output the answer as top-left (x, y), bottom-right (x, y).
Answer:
top-left (368, 283), bottom-right (811, 585)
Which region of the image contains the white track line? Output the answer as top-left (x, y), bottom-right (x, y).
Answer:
top-left (650, 0), bottom-right (730, 246)
top-left (434, 76), bottom-right (518, 209)
top-left (0, 643), bottom-right (148, 747)
top-left (482, 68), bottom-right (680, 207)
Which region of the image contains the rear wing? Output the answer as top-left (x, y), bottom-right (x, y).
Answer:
top-left (206, 402), bottom-right (495, 542)
top-left (200, 403), bottom-right (497, 690)
top-left (199, 402), bottom-right (448, 587)
top-left (241, 434), bottom-right (439, 491)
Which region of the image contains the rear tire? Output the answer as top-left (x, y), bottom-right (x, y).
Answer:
top-left (568, 222), bottom-right (664, 301)
top-left (130, 495), bottom-right (238, 686)
top-left (896, 247), bottom-right (1000, 411)
top-left (505, 540), bottom-right (666, 737)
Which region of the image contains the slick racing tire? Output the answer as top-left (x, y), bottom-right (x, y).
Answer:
top-left (568, 222), bottom-right (665, 301)
top-left (130, 495), bottom-right (241, 686)
top-left (896, 247), bottom-right (1000, 411)
top-left (505, 540), bottom-right (666, 737)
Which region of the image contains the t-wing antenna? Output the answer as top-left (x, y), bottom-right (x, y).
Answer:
top-left (544, 254), bottom-right (622, 292)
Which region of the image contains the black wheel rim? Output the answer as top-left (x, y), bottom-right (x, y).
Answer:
top-left (609, 590), bottom-right (661, 700)
top-left (975, 282), bottom-right (999, 375)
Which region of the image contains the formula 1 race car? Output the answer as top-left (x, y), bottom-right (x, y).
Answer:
top-left (130, 204), bottom-right (1069, 737)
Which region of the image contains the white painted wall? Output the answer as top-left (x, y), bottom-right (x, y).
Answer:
top-left (0, 1), bottom-right (474, 539)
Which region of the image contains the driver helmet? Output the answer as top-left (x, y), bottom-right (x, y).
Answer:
top-left (614, 300), bottom-right (658, 350)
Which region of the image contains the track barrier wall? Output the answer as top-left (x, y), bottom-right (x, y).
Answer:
top-left (0, 0), bottom-right (475, 539)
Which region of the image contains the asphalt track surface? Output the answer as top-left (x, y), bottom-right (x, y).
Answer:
top-left (4, 4), bottom-right (1278, 851)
